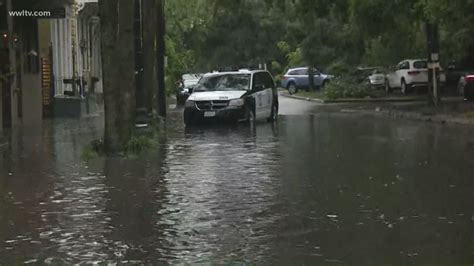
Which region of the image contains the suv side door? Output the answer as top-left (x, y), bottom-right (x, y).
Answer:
top-left (261, 72), bottom-right (275, 117)
top-left (252, 72), bottom-right (267, 119)
top-left (395, 61), bottom-right (409, 88)
top-left (295, 68), bottom-right (309, 88)
top-left (313, 68), bottom-right (324, 87)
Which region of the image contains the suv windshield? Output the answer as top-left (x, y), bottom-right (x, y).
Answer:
top-left (194, 74), bottom-right (250, 92)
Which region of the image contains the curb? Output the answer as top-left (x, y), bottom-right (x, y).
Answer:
top-left (280, 92), bottom-right (428, 104)
top-left (280, 93), bottom-right (326, 103)
top-left (340, 108), bottom-right (474, 126)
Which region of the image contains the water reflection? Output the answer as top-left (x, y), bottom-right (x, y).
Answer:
top-left (0, 110), bottom-right (472, 264)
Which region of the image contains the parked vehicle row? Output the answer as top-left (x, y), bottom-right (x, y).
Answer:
top-left (385, 59), bottom-right (446, 94)
top-left (279, 60), bottom-right (449, 96)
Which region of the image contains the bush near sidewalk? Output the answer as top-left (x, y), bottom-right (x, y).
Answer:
top-left (323, 77), bottom-right (375, 100)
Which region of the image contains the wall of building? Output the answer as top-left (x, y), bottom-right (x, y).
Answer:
top-left (11, 18), bottom-right (43, 127)
top-left (20, 73), bottom-right (42, 125)
top-left (49, 2), bottom-right (102, 98)
top-left (50, 5), bottom-right (74, 97)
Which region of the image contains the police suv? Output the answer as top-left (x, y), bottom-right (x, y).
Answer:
top-left (183, 69), bottom-right (278, 126)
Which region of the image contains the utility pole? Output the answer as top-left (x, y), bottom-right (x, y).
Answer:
top-left (71, 3), bottom-right (78, 96)
top-left (6, 0), bottom-right (17, 126)
top-left (156, 0), bottom-right (166, 118)
top-left (308, 66), bottom-right (315, 92)
top-left (426, 22), bottom-right (441, 106)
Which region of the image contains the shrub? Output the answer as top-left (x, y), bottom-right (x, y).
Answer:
top-left (323, 77), bottom-right (373, 100)
top-left (124, 135), bottom-right (152, 154)
top-left (326, 60), bottom-right (351, 76)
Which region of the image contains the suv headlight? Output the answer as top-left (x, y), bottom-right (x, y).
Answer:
top-left (185, 100), bottom-right (195, 107)
top-left (228, 98), bottom-right (244, 107)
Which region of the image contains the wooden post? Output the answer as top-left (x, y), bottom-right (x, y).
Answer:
top-left (426, 22), bottom-right (441, 106)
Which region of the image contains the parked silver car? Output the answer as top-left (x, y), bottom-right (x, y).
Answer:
top-left (368, 69), bottom-right (385, 88)
top-left (281, 67), bottom-right (333, 94)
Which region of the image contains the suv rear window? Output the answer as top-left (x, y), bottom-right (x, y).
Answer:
top-left (413, 61), bottom-right (427, 69)
top-left (288, 69), bottom-right (308, 75)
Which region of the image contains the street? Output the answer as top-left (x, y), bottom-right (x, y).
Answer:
top-left (0, 96), bottom-right (473, 264)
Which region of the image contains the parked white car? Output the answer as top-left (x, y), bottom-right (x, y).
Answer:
top-left (385, 59), bottom-right (446, 94)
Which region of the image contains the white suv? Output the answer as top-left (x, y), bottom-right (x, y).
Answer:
top-left (385, 59), bottom-right (446, 94)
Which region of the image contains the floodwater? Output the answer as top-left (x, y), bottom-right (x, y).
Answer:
top-left (0, 97), bottom-right (473, 264)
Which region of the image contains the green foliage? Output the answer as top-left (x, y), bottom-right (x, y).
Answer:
top-left (81, 118), bottom-right (161, 159)
top-left (164, 0), bottom-right (474, 79)
top-left (81, 139), bottom-right (104, 160)
top-left (124, 135), bottom-right (153, 154)
top-left (326, 60), bottom-right (351, 76)
top-left (323, 78), bottom-right (374, 100)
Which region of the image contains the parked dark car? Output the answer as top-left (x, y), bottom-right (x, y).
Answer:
top-left (446, 60), bottom-right (474, 85)
top-left (458, 74), bottom-right (474, 101)
top-left (176, 74), bottom-right (201, 105)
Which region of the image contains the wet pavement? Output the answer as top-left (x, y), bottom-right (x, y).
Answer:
top-left (0, 96), bottom-right (473, 264)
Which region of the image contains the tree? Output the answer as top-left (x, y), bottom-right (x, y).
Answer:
top-left (142, 0), bottom-right (157, 115)
top-left (99, 0), bottom-right (136, 153)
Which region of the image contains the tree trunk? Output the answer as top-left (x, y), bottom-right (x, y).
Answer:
top-left (99, 0), bottom-right (136, 153)
top-left (142, 0), bottom-right (157, 115)
top-left (156, 0), bottom-right (166, 118)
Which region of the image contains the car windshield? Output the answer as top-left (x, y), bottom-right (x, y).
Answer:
top-left (372, 69), bottom-right (382, 74)
top-left (194, 74), bottom-right (250, 92)
top-left (183, 79), bottom-right (199, 87)
top-left (413, 60), bottom-right (428, 69)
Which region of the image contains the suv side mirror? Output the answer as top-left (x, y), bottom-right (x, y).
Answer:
top-left (253, 84), bottom-right (265, 92)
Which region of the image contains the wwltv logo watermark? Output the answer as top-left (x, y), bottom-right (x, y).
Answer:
top-left (8, 8), bottom-right (65, 18)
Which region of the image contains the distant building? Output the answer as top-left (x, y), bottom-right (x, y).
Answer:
top-left (0, 0), bottom-right (103, 136)
top-left (48, 0), bottom-right (103, 118)
top-left (1, 0), bottom-right (45, 131)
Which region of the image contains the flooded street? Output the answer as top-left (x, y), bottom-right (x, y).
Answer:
top-left (0, 97), bottom-right (473, 264)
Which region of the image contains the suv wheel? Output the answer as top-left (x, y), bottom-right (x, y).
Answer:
top-left (322, 80), bottom-right (329, 89)
top-left (401, 79), bottom-right (410, 95)
top-left (267, 102), bottom-right (278, 122)
top-left (184, 112), bottom-right (194, 126)
top-left (245, 106), bottom-right (256, 125)
top-left (287, 83), bottom-right (297, 95)
top-left (385, 79), bottom-right (392, 94)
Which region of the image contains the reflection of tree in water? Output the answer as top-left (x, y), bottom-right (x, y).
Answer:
top-left (103, 135), bottom-right (170, 262)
